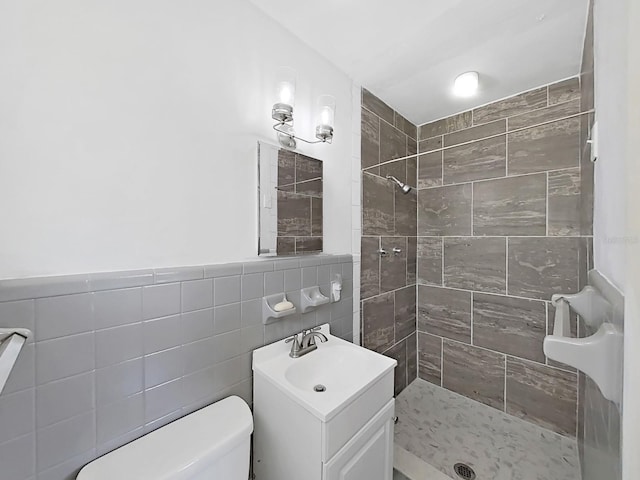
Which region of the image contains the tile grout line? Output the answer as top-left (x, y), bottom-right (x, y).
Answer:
top-left (503, 355), bottom-right (508, 412)
top-left (505, 238), bottom-right (509, 295)
top-left (470, 291), bottom-right (474, 345)
top-left (418, 108), bottom-right (594, 155)
top-left (415, 327), bottom-right (577, 374)
top-left (440, 336), bottom-right (444, 388)
top-left (546, 172), bottom-right (550, 236)
top-left (409, 165), bottom-right (581, 192)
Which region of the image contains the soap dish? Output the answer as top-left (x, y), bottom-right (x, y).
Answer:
top-left (262, 294), bottom-right (297, 325)
top-left (300, 287), bottom-right (331, 313)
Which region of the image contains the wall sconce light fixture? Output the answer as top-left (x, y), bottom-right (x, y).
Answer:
top-left (272, 67), bottom-right (335, 149)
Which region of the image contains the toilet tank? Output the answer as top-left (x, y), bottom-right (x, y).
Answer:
top-left (77, 396), bottom-right (253, 480)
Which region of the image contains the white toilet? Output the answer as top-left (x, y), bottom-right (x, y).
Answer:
top-left (77, 396), bottom-right (253, 480)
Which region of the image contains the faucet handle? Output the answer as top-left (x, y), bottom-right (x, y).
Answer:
top-left (285, 334), bottom-right (301, 356)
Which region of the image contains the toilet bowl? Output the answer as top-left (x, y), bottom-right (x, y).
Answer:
top-left (77, 396), bottom-right (253, 480)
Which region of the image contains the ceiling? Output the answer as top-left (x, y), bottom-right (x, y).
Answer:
top-left (249, 0), bottom-right (589, 125)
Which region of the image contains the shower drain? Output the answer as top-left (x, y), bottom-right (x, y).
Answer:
top-left (453, 463), bottom-right (476, 480)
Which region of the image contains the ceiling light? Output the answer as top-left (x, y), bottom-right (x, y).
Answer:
top-left (453, 71), bottom-right (479, 97)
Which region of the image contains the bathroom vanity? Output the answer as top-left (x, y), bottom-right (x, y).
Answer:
top-left (252, 324), bottom-right (396, 480)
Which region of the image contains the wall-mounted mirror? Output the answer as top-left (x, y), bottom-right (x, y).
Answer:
top-left (258, 142), bottom-right (323, 256)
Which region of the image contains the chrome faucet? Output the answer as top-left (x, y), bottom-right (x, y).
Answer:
top-left (285, 327), bottom-right (328, 358)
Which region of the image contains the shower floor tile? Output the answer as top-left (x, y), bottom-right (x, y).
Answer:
top-left (394, 379), bottom-right (581, 480)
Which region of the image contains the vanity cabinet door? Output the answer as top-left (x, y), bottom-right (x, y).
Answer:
top-left (323, 400), bottom-right (394, 480)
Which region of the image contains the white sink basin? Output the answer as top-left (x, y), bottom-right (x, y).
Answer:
top-left (252, 324), bottom-right (396, 421)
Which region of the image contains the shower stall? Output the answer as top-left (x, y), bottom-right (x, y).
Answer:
top-left (358, 2), bottom-right (622, 479)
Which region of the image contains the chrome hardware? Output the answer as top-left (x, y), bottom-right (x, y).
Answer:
top-left (285, 334), bottom-right (301, 358)
top-left (287, 327), bottom-right (328, 358)
top-left (392, 247), bottom-right (402, 255)
top-left (377, 248), bottom-right (388, 257)
top-left (301, 329), bottom-right (328, 348)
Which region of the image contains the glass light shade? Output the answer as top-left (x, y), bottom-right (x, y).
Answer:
top-left (316, 94), bottom-right (336, 128)
top-left (453, 71), bottom-right (479, 97)
top-left (275, 66), bottom-right (297, 107)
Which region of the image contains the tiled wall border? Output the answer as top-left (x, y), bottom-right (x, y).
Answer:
top-left (0, 255), bottom-right (352, 303)
top-left (0, 254), bottom-right (353, 480)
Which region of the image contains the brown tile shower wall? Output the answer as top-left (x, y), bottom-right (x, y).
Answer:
top-left (576, 1), bottom-right (622, 478)
top-left (360, 88), bottom-right (418, 396)
top-left (415, 79), bottom-right (594, 438)
top-left (276, 150), bottom-right (323, 255)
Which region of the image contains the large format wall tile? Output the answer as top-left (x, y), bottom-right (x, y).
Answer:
top-left (406, 156), bottom-right (417, 187)
top-left (395, 286), bottom-right (416, 340)
top-left (361, 108), bottom-right (380, 169)
top-left (380, 121), bottom-right (408, 162)
top-left (419, 111), bottom-right (472, 140)
top-left (418, 332), bottom-right (442, 385)
top-left (417, 285), bottom-right (471, 343)
top-left (473, 293), bottom-right (546, 362)
top-left (508, 99), bottom-right (580, 130)
top-left (506, 358), bottom-right (577, 436)
top-left (473, 87), bottom-right (547, 124)
top-left (443, 119), bottom-right (506, 147)
top-left (381, 237), bottom-right (407, 292)
top-left (508, 237), bottom-right (580, 300)
top-left (363, 173), bottom-right (394, 235)
top-left (386, 340), bottom-right (407, 396)
top-left (443, 136), bottom-right (506, 184)
top-left (361, 237), bottom-right (380, 299)
top-left (508, 118), bottom-right (580, 175)
top-left (381, 158), bottom-right (407, 185)
top-left (406, 333), bottom-right (417, 384)
top-left (418, 152), bottom-right (442, 189)
top-left (417, 237), bottom-right (442, 286)
top-left (418, 184), bottom-right (471, 236)
top-left (549, 78), bottom-right (580, 105)
top-left (418, 136), bottom-right (443, 154)
top-left (548, 168), bottom-right (581, 236)
top-left (395, 189), bottom-right (417, 237)
top-left (362, 292), bottom-right (395, 353)
top-left (444, 237), bottom-right (506, 294)
top-left (395, 112), bottom-right (417, 139)
top-left (442, 340), bottom-right (505, 410)
top-left (363, 88), bottom-right (394, 125)
top-left (407, 237), bottom-right (417, 285)
top-left (473, 174), bottom-right (547, 236)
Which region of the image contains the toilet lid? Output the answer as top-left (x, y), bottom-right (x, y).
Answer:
top-left (77, 396), bottom-right (253, 480)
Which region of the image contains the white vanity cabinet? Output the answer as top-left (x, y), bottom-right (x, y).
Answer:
top-left (323, 400), bottom-right (394, 480)
top-left (252, 325), bottom-right (396, 480)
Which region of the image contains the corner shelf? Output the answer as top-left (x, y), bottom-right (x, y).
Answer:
top-left (262, 294), bottom-right (297, 325)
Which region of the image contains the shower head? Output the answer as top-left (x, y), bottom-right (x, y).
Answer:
top-left (386, 175), bottom-right (412, 194)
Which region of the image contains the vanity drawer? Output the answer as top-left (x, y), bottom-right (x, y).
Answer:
top-left (321, 371), bottom-right (394, 461)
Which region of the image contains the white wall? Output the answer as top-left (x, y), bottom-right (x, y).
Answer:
top-left (623, 0), bottom-right (640, 477)
top-left (0, 0), bottom-right (355, 279)
top-left (592, 0), bottom-right (629, 290)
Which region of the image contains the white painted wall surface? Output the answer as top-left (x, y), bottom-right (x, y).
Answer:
top-left (623, 0), bottom-right (639, 477)
top-left (0, 0), bottom-right (354, 279)
top-left (592, 0), bottom-right (628, 291)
